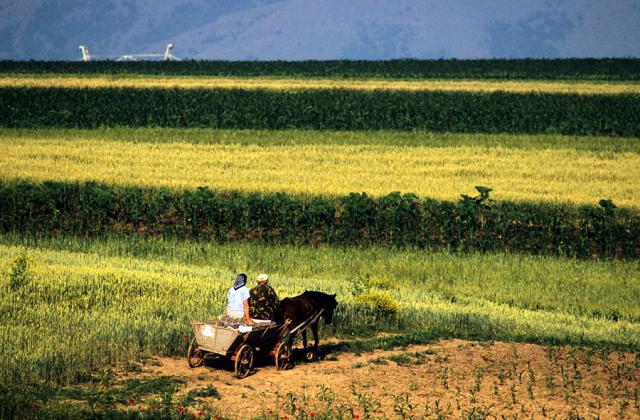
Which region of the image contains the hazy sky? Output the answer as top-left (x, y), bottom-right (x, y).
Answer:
top-left (1, 0), bottom-right (639, 60)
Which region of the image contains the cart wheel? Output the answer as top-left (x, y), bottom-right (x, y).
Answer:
top-left (187, 337), bottom-right (204, 368)
top-left (234, 344), bottom-right (254, 379)
top-left (305, 349), bottom-right (316, 362)
top-left (275, 342), bottom-right (293, 370)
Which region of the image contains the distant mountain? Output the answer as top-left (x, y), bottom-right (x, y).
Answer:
top-left (1, 0), bottom-right (639, 60)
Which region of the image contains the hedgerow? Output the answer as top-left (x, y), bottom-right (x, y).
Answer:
top-left (1, 87), bottom-right (639, 135)
top-left (1, 59), bottom-right (639, 80)
top-left (1, 181), bottom-right (637, 259)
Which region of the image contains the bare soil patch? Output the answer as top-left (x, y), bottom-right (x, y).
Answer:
top-left (124, 339), bottom-right (639, 419)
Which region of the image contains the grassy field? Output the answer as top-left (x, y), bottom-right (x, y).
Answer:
top-left (3, 74), bottom-right (640, 94)
top-left (1, 128), bottom-right (639, 208)
top-left (1, 235), bottom-right (639, 387)
top-left (2, 59), bottom-right (639, 417)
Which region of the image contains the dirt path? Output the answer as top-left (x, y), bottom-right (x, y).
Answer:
top-left (125, 339), bottom-right (639, 419)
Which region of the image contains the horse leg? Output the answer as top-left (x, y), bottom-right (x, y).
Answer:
top-left (282, 318), bottom-right (295, 367)
top-left (285, 329), bottom-right (295, 368)
top-left (301, 329), bottom-right (308, 350)
top-left (305, 322), bottom-right (319, 362)
top-left (312, 322), bottom-right (319, 356)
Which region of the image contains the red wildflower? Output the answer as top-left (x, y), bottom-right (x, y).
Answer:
top-left (354, 416), bottom-right (361, 420)
top-left (128, 398), bottom-right (135, 406)
top-left (198, 411), bottom-right (203, 417)
top-left (179, 406), bottom-right (185, 413)
top-left (151, 406), bottom-right (157, 411)
top-left (182, 334), bottom-right (188, 341)
top-left (310, 413), bottom-right (315, 418)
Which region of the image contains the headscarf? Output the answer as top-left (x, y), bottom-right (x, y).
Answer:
top-left (257, 273), bottom-right (269, 283)
top-left (233, 273), bottom-right (247, 290)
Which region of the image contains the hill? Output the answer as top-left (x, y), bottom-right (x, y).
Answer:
top-left (1, 0), bottom-right (639, 60)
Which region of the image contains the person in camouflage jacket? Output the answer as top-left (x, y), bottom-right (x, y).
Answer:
top-left (249, 273), bottom-right (280, 320)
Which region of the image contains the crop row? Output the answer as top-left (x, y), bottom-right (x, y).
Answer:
top-left (1, 58), bottom-right (639, 80)
top-left (3, 75), bottom-right (640, 95)
top-left (1, 181), bottom-right (638, 259)
top-left (5, 127), bottom-right (638, 151)
top-left (3, 132), bottom-right (638, 208)
top-left (2, 87), bottom-right (639, 135)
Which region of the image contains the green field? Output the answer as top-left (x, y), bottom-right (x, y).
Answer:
top-left (3, 87), bottom-right (638, 135)
top-left (1, 60), bottom-right (639, 418)
top-left (2, 58), bottom-right (639, 80)
top-left (5, 127), bottom-right (640, 150)
top-left (2, 234), bottom-right (638, 386)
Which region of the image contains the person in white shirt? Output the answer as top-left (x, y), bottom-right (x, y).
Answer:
top-left (224, 273), bottom-right (254, 326)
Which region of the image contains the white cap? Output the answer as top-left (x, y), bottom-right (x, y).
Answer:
top-left (257, 273), bottom-right (269, 283)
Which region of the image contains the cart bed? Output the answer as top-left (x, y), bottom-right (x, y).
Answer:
top-left (191, 320), bottom-right (279, 356)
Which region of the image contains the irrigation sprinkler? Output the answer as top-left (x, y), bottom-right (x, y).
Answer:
top-left (77, 43), bottom-right (180, 61)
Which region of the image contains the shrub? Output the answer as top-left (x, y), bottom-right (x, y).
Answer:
top-left (8, 254), bottom-right (31, 291)
top-left (353, 290), bottom-right (400, 316)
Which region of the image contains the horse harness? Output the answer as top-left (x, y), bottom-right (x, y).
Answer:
top-left (285, 308), bottom-right (325, 335)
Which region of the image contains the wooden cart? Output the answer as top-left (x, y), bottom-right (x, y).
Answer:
top-left (187, 310), bottom-right (324, 378)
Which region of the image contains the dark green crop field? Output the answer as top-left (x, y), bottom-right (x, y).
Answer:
top-left (2, 58), bottom-right (640, 80)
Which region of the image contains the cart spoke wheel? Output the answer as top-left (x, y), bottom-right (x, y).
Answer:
top-left (187, 337), bottom-right (204, 368)
top-left (234, 344), bottom-right (254, 379)
top-left (305, 349), bottom-right (316, 362)
top-left (275, 342), bottom-right (293, 370)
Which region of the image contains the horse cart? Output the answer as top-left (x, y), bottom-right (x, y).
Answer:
top-left (187, 310), bottom-right (324, 378)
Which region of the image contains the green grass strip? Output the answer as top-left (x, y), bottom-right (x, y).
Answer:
top-left (0, 235), bottom-right (638, 387)
top-left (2, 128), bottom-right (639, 153)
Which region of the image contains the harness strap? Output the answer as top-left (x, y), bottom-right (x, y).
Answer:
top-left (289, 308), bottom-right (325, 334)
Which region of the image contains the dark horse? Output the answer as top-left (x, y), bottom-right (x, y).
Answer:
top-left (278, 291), bottom-right (338, 361)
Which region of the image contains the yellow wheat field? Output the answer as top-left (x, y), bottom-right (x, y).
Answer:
top-left (2, 74), bottom-right (640, 94)
top-left (1, 134), bottom-right (639, 208)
